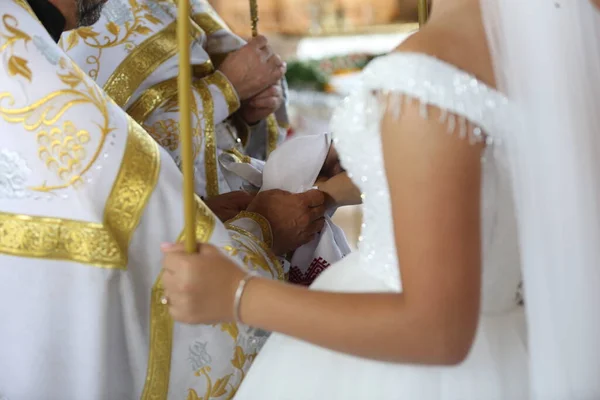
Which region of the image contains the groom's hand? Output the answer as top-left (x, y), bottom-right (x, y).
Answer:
top-left (204, 191), bottom-right (256, 222)
top-left (247, 189), bottom-right (326, 255)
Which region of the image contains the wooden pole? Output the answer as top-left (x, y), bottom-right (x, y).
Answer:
top-left (250, 0), bottom-right (259, 37)
top-left (177, 0), bottom-right (197, 253)
top-left (418, 0), bottom-right (429, 27)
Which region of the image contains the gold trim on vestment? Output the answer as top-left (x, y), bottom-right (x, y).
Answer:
top-left (141, 196), bottom-right (215, 400)
top-left (192, 60), bottom-right (215, 79)
top-left (223, 148), bottom-right (251, 164)
top-left (225, 224), bottom-right (283, 279)
top-left (140, 272), bottom-right (174, 400)
top-left (204, 71), bottom-right (240, 116)
top-left (193, 79), bottom-right (219, 197)
top-left (266, 114), bottom-right (279, 157)
top-left (192, 12), bottom-right (224, 36)
top-left (0, 118), bottom-right (160, 268)
top-left (103, 20), bottom-right (201, 108)
top-left (127, 78), bottom-right (178, 124)
top-left (226, 211), bottom-right (273, 248)
top-left (126, 59), bottom-right (215, 125)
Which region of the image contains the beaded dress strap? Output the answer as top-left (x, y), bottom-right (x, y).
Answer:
top-left (361, 52), bottom-right (511, 144)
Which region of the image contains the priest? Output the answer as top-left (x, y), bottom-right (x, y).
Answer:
top-left (0, 0), bottom-right (325, 399)
top-left (62, 0), bottom-right (290, 221)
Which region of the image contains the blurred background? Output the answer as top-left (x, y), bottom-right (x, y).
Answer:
top-left (209, 0), bottom-right (425, 248)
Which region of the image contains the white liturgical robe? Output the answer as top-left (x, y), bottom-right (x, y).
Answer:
top-left (61, 0), bottom-right (289, 197)
top-left (0, 1), bottom-right (284, 399)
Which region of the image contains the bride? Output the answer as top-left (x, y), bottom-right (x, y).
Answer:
top-left (160, 0), bottom-right (600, 398)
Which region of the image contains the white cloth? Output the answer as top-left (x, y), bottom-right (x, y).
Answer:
top-left (234, 53), bottom-right (527, 399)
top-left (0, 2), bottom-right (283, 399)
top-left (482, 1), bottom-right (600, 398)
top-left (223, 132), bottom-right (352, 285)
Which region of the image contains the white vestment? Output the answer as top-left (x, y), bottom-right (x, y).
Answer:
top-left (61, 0), bottom-right (289, 198)
top-left (0, 2), bottom-right (284, 398)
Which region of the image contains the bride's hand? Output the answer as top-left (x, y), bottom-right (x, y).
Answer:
top-left (316, 172), bottom-right (362, 208)
top-left (161, 242), bottom-right (245, 325)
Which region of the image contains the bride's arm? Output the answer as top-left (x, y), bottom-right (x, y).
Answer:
top-left (163, 100), bottom-right (484, 366)
top-left (241, 101), bottom-right (483, 364)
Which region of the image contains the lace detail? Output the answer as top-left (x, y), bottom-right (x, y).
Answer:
top-left (0, 148), bottom-right (31, 199)
top-left (331, 52), bottom-right (518, 302)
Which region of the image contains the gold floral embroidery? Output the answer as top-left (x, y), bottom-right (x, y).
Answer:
top-left (187, 343), bottom-right (255, 400)
top-left (142, 196), bottom-right (216, 400)
top-left (103, 20), bottom-right (202, 108)
top-left (204, 71), bottom-right (240, 115)
top-left (0, 14), bottom-right (33, 82)
top-left (0, 119), bottom-right (160, 268)
top-left (193, 80), bottom-right (219, 197)
top-left (37, 121), bottom-right (90, 185)
top-left (222, 148), bottom-right (251, 164)
top-left (266, 114), bottom-right (279, 157)
top-left (61, 1), bottom-right (159, 79)
top-left (145, 119), bottom-right (180, 152)
top-left (0, 60), bottom-right (111, 192)
top-left (187, 367), bottom-right (234, 400)
top-left (12, 0), bottom-right (37, 18)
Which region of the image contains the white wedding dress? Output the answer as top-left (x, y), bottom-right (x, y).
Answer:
top-left (235, 52), bottom-right (528, 399)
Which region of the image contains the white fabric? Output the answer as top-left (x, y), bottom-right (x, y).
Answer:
top-left (226, 132), bottom-right (352, 284)
top-left (0, 3), bottom-right (284, 398)
top-left (482, 1), bottom-right (600, 398)
top-left (234, 53), bottom-right (527, 399)
top-left (219, 153), bottom-right (265, 190)
top-left (261, 132), bottom-right (352, 283)
top-left (296, 31), bottom-right (415, 60)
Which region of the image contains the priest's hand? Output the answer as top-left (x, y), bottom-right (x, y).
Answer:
top-left (247, 189), bottom-right (326, 255)
top-left (218, 35), bottom-right (286, 101)
top-left (240, 84), bottom-right (283, 125)
top-left (161, 242), bottom-right (243, 325)
top-left (203, 191), bottom-right (255, 222)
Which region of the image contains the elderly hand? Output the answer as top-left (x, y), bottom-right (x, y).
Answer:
top-left (203, 191), bottom-right (255, 222)
top-left (161, 242), bottom-right (244, 325)
top-left (247, 189), bottom-right (326, 255)
top-left (218, 35), bottom-right (286, 102)
top-left (240, 84), bottom-right (284, 125)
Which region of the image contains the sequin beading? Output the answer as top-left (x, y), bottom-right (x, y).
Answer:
top-left (330, 52), bottom-right (513, 291)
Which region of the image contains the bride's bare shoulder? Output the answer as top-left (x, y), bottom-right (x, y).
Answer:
top-left (395, 23), bottom-right (496, 89)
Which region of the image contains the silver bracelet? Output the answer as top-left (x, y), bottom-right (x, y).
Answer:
top-left (233, 274), bottom-right (256, 325)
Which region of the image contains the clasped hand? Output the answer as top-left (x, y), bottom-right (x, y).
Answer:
top-left (218, 35), bottom-right (286, 124)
